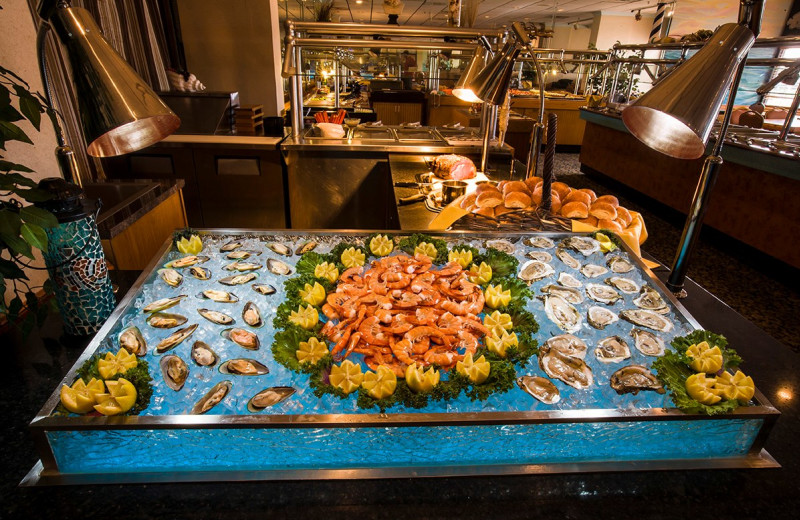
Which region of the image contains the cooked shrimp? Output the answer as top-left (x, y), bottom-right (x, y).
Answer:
top-left (423, 347), bottom-right (461, 367)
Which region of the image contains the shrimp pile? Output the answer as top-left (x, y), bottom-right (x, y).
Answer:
top-left (320, 253), bottom-right (487, 378)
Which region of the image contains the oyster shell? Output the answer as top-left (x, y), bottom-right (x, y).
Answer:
top-left (158, 268), bottom-right (183, 287)
top-left (252, 284), bottom-right (277, 295)
top-left (607, 255), bottom-right (634, 273)
top-left (606, 277), bottom-right (640, 294)
top-left (541, 284), bottom-right (584, 304)
top-left (146, 312), bottom-right (188, 329)
top-left (189, 266), bottom-right (212, 280)
top-left (222, 327), bottom-right (260, 350)
top-left (198, 308), bottom-right (235, 325)
top-left (218, 273), bottom-right (258, 286)
top-left (561, 236), bottom-right (600, 257)
top-left (143, 295), bottom-right (187, 313)
top-left (160, 355), bottom-right (188, 391)
top-left (587, 306), bottom-right (619, 329)
top-left (242, 302), bottom-right (264, 328)
top-left (545, 334), bottom-right (587, 359)
top-left (539, 346), bottom-right (593, 389)
top-left (527, 236), bottom-right (555, 249)
top-left (609, 365), bottom-right (665, 395)
top-left (155, 323), bottom-right (198, 354)
top-left (191, 381), bottom-right (232, 414)
top-left (580, 264), bottom-right (608, 278)
top-left (224, 261), bottom-right (262, 272)
top-left (557, 272), bottom-right (582, 288)
top-left (296, 241), bottom-right (318, 255)
top-left (486, 239), bottom-right (516, 254)
top-left (119, 326), bottom-right (146, 356)
top-left (221, 241), bottom-right (243, 252)
top-left (594, 336), bottom-right (631, 364)
top-left (555, 247), bottom-right (581, 269)
top-left (191, 341), bottom-right (219, 367)
top-left (526, 251), bottom-right (552, 263)
top-left (542, 294), bottom-right (582, 333)
top-left (586, 283), bottom-right (622, 305)
top-left (199, 290), bottom-right (239, 303)
top-left (631, 329), bottom-right (666, 357)
top-left (165, 255), bottom-right (209, 269)
top-left (219, 358), bottom-right (269, 375)
top-left (633, 286), bottom-right (669, 313)
top-left (519, 260), bottom-right (554, 282)
top-left (517, 376), bottom-right (560, 404)
top-left (620, 309), bottom-right (673, 332)
top-left (248, 386), bottom-right (296, 412)
top-left (268, 242), bottom-right (293, 256)
top-left (267, 258), bottom-right (293, 275)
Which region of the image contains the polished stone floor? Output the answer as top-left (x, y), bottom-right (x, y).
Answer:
top-left (552, 153), bottom-right (800, 353)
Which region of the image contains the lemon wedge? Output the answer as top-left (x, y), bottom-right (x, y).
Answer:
top-left (97, 349), bottom-right (138, 380)
top-left (361, 365), bottom-right (398, 399)
top-left (299, 282), bottom-right (326, 307)
top-left (296, 337), bottom-right (328, 364)
top-left (484, 284), bottom-right (512, 309)
top-left (60, 377), bottom-right (105, 414)
top-left (329, 360), bottom-right (364, 394)
top-left (370, 234), bottom-right (393, 256)
top-left (456, 353), bottom-right (491, 384)
top-left (686, 341), bottom-right (723, 373)
top-left (714, 370), bottom-right (755, 403)
top-left (485, 330), bottom-right (519, 358)
top-left (594, 232), bottom-right (617, 253)
top-left (314, 262), bottom-right (339, 283)
top-left (340, 247), bottom-right (366, 268)
top-left (484, 310), bottom-right (513, 337)
top-left (414, 242), bottom-right (437, 260)
top-left (405, 362), bottom-right (440, 393)
top-left (176, 234), bottom-right (203, 255)
top-left (93, 378), bottom-right (137, 415)
top-left (685, 373), bottom-right (722, 405)
top-left (468, 262), bottom-right (492, 284)
top-left (289, 304), bottom-right (319, 330)
top-left (448, 249), bottom-right (473, 269)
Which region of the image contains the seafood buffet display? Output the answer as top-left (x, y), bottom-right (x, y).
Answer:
top-left (28, 231), bottom-right (778, 482)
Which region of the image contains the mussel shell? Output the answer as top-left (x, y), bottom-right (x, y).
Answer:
top-left (189, 266), bottom-right (212, 280)
top-left (191, 341), bottom-right (219, 367)
top-left (242, 301), bottom-right (264, 328)
top-left (164, 255), bottom-right (210, 269)
top-left (518, 260), bottom-right (554, 282)
top-left (247, 386), bottom-right (296, 412)
top-left (267, 258), bottom-right (293, 275)
top-left (609, 365), bottom-right (665, 395)
top-left (252, 284), bottom-right (277, 295)
top-left (485, 239), bottom-right (516, 254)
top-left (226, 250), bottom-right (261, 260)
top-left (218, 273), bottom-right (259, 286)
top-left (190, 380), bottom-right (232, 414)
top-left (268, 242), bottom-right (293, 256)
top-left (158, 268), bottom-right (183, 287)
top-left (155, 323), bottom-right (198, 354)
top-left (221, 327), bottom-right (260, 350)
top-left (143, 295), bottom-right (187, 313)
top-left (219, 358), bottom-right (269, 375)
top-left (555, 247), bottom-right (581, 269)
top-left (517, 376), bottom-right (560, 404)
top-left (118, 326), bottom-right (147, 356)
top-left (296, 241), bottom-right (318, 255)
top-left (198, 290), bottom-right (239, 303)
top-left (160, 354), bottom-right (188, 391)
top-left (224, 261), bottom-right (262, 272)
top-left (527, 236), bottom-right (555, 248)
top-left (198, 308), bottom-right (235, 325)
top-left (221, 241), bottom-right (243, 252)
top-left (580, 264), bottom-right (608, 278)
top-left (146, 312), bottom-right (188, 329)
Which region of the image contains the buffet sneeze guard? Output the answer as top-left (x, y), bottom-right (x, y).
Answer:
top-left (25, 229), bottom-right (779, 485)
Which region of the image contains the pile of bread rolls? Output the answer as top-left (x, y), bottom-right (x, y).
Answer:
top-left (458, 177), bottom-right (634, 233)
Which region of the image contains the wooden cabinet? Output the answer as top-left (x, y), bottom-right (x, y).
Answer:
top-left (372, 102), bottom-right (425, 125)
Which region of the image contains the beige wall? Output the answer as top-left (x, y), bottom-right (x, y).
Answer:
top-left (0, 2), bottom-right (60, 301)
top-left (177, 0), bottom-right (284, 116)
top-left (591, 12), bottom-right (656, 50)
top-left (669, 0), bottom-right (793, 38)
top-left (550, 25), bottom-right (592, 50)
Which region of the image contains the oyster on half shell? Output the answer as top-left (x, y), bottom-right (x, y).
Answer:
top-left (526, 251), bottom-right (552, 263)
top-left (606, 277), bottom-right (639, 294)
top-left (580, 264), bottom-right (608, 278)
top-left (519, 260), bottom-right (554, 283)
top-left (542, 294), bottom-right (582, 333)
top-left (555, 247), bottom-right (581, 269)
top-left (586, 283), bottom-right (622, 305)
top-left (561, 236), bottom-right (600, 257)
top-left (486, 239), bottom-right (516, 254)
top-left (527, 236), bottom-right (555, 249)
top-left (607, 255), bottom-right (634, 273)
top-left (539, 346), bottom-right (593, 390)
top-left (609, 365), bottom-right (665, 395)
top-left (517, 376), bottom-right (560, 404)
top-left (620, 309), bottom-right (673, 333)
top-left (631, 329), bottom-right (665, 357)
top-left (545, 334), bottom-right (587, 359)
top-left (587, 306), bottom-right (619, 329)
top-left (541, 284), bottom-right (584, 304)
top-left (594, 336), bottom-right (631, 364)
top-left (557, 272), bottom-right (582, 288)
top-left (633, 286), bottom-right (669, 313)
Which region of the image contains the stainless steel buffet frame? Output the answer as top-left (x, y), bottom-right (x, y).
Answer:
top-left (24, 229), bottom-right (780, 486)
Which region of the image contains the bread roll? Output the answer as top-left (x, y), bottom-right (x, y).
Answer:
top-left (561, 201), bottom-right (589, 219)
top-left (475, 206), bottom-right (496, 218)
top-left (595, 194), bottom-right (619, 207)
top-left (598, 218), bottom-right (623, 233)
top-left (502, 181), bottom-right (529, 196)
top-left (494, 205), bottom-right (514, 216)
top-left (589, 201), bottom-right (617, 220)
top-left (550, 197), bottom-right (562, 215)
top-left (504, 191), bottom-right (532, 209)
top-left (564, 190), bottom-right (592, 206)
top-left (476, 190), bottom-right (503, 208)
top-left (459, 192), bottom-right (478, 210)
top-left (616, 206), bottom-right (633, 227)
top-left (580, 188), bottom-right (597, 203)
top-left (614, 217), bottom-right (629, 230)
top-left (530, 188), bottom-right (542, 206)
top-left (464, 203), bottom-right (478, 213)
top-left (552, 181), bottom-right (571, 199)
top-left (524, 176), bottom-right (543, 192)
top-left (578, 216), bottom-right (599, 227)
top-left (475, 182), bottom-right (500, 194)
top-left (496, 181), bottom-right (508, 192)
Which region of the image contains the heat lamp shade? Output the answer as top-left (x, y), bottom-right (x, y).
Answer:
top-left (621, 23), bottom-right (754, 160)
top-left (468, 40), bottom-right (520, 106)
top-left (51, 7), bottom-right (180, 157)
top-left (453, 45), bottom-right (489, 103)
